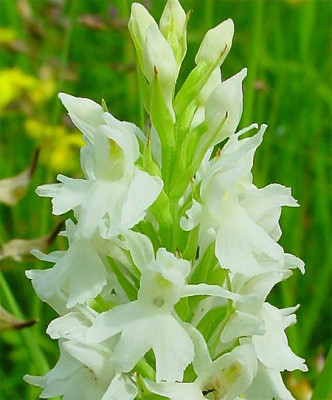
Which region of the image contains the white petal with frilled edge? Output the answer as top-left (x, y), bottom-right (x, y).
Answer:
top-left (252, 303), bottom-right (308, 372)
top-left (37, 175), bottom-right (90, 216)
top-left (180, 199), bottom-right (202, 231)
top-left (240, 183), bottom-right (299, 241)
top-left (121, 168), bottom-right (163, 230)
top-left (58, 93), bottom-right (104, 143)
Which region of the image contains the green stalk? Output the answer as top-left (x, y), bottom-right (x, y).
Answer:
top-left (0, 271), bottom-right (49, 374)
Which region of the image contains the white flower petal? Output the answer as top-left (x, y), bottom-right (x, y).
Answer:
top-left (205, 68), bottom-right (247, 146)
top-left (182, 322), bottom-right (212, 375)
top-left (86, 302), bottom-right (144, 343)
top-left (195, 19), bottom-right (234, 67)
top-left (245, 364), bottom-right (295, 400)
top-left (58, 93), bottom-right (104, 143)
top-left (102, 374), bottom-right (137, 400)
top-left (180, 199), bottom-right (202, 231)
top-left (182, 283), bottom-right (255, 303)
top-left (284, 253), bottom-right (305, 274)
top-left (252, 303), bottom-right (308, 372)
top-left (215, 199), bottom-right (284, 275)
top-left (121, 168), bottom-right (163, 229)
top-left (221, 311), bottom-right (265, 343)
top-left (123, 230), bottom-right (155, 272)
top-left (145, 380), bottom-right (204, 400)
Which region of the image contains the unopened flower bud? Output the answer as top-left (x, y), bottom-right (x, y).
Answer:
top-left (195, 19), bottom-right (234, 68)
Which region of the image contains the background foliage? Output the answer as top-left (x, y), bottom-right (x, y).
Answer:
top-left (0, 0), bottom-right (331, 399)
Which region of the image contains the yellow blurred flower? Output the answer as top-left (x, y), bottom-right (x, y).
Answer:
top-left (25, 119), bottom-right (83, 173)
top-left (0, 27), bottom-right (17, 45)
top-left (0, 68), bottom-right (56, 112)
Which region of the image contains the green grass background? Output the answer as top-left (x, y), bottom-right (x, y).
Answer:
top-left (0, 0), bottom-right (331, 399)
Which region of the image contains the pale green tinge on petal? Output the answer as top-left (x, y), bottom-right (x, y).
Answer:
top-left (195, 19), bottom-right (234, 67)
top-left (197, 344), bottom-right (258, 399)
top-left (159, 0), bottom-right (187, 65)
top-left (143, 24), bottom-right (178, 115)
top-left (123, 230), bottom-right (155, 272)
top-left (128, 2), bottom-right (158, 67)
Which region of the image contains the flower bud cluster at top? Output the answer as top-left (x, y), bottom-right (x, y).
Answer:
top-left (24, 1), bottom-right (307, 399)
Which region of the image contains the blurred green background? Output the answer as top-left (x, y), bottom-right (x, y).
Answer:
top-left (0, 0), bottom-right (331, 399)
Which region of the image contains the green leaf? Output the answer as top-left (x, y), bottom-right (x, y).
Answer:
top-left (312, 345), bottom-right (332, 400)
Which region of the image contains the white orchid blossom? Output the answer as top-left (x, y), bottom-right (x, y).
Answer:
top-left (37, 94), bottom-right (163, 240)
top-left (181, 124), bottom-right (299, 276)
top-left (25, 1), bottom-right (306, 398)
top-left (87, 232), bottom-right (252, 383)
top-left (25, 310), bottom-right (137, 400)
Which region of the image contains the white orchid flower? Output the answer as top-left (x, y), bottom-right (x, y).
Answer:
top-left (37, 94), bottom-right (163, 240)
top-left (181, 125), bottom-right (299, 276)
top-left (24, 310), bottom-right (137, 400)
top-left (86, 232), bottom-right (253, 383)
top-left (26, 220), bottom-right (132, 310)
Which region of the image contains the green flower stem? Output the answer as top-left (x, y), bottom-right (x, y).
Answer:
top-left (134, 360), bottom-right (156, 381)
top-left (0, 271), bottom-right (49, 374)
